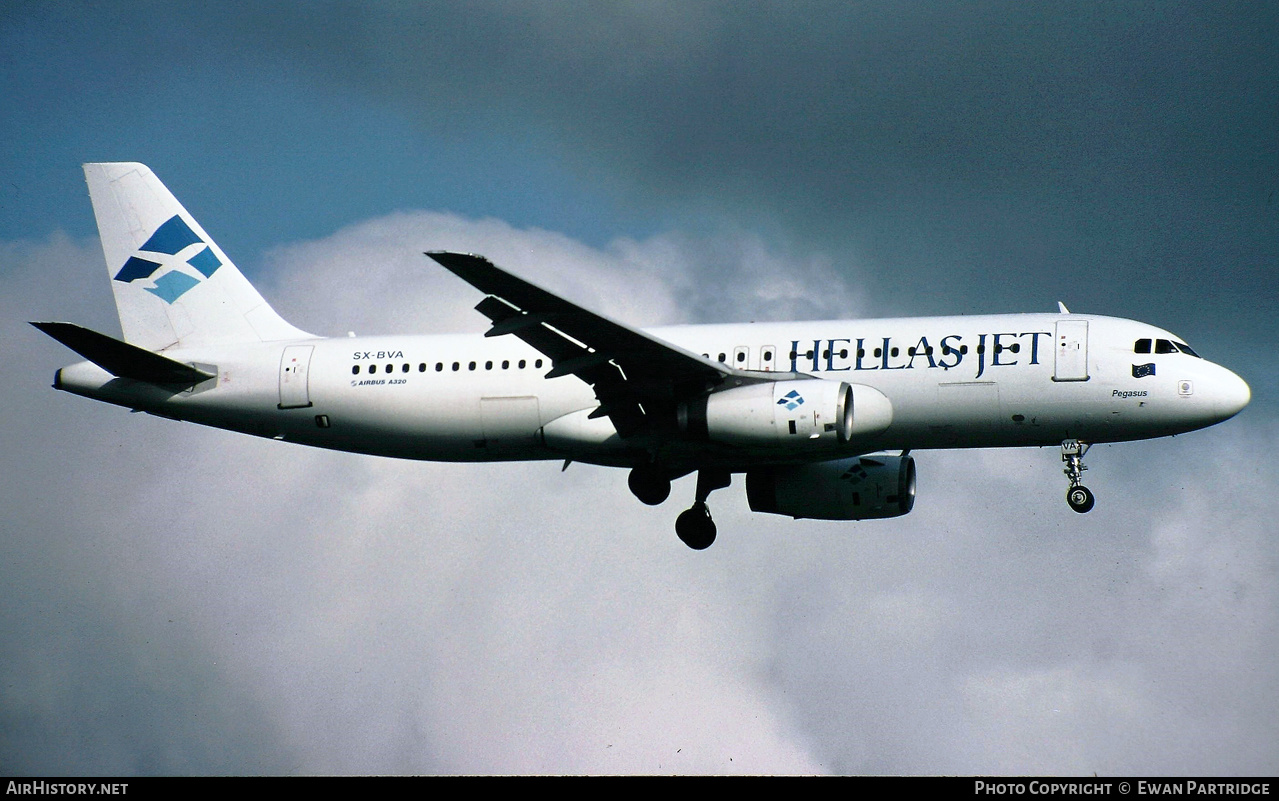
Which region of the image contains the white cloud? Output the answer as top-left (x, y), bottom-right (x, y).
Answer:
top-left (255, 210), bottom-right (866, 338)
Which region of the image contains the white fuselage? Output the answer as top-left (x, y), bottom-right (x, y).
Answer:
top-left (53, 312), bottom-right (1251, 469)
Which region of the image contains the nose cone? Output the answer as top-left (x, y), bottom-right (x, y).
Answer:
top-left (1215, 368), bottom-right (1251, 421)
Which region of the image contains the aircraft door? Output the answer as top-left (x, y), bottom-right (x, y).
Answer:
top-left (278, 345), bottom-right (314, 409)
top-left (732, 346), bottom-right (750, 370)
top-left (1053, 320), bottom-right (1090, 382)
top-left (760, 345), bottom-right (776, 372)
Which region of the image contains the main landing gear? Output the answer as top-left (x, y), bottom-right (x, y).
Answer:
top-left (1061, 439), bottom-right (1095, 513)
top-left (628, 465), bottom-right (672, 506)
top-left (628, 466), bottom-right (730, 550)
top-left (675, 470), bottom-right (730, 550)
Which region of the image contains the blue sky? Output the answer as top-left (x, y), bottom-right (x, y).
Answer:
top-left (3, 1), bottom-right (1277, 775)
top-left (1, 3), bottom-right (668, 257)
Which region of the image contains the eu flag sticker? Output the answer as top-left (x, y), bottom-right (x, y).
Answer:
top-left (1132, 363), bottom-right (1156, 378)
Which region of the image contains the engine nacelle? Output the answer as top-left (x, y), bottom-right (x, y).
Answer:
top-left (678, 379), bottom-right (891, 449)
top-left (746, 453), bottom-right (916, 520)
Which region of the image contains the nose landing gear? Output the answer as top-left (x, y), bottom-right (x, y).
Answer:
top-left (1061, 439), bottom-right (1095, 513)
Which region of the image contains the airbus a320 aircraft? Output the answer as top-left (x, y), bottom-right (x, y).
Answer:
top-left (34, 163), bottom-right (1251, 549)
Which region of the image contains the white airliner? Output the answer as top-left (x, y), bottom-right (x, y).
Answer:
top-left (34, 163), bottom-right (1251, 549)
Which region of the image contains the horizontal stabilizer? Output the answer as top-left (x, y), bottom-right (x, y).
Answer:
top-left (31, 321), bottom-right (215, 386)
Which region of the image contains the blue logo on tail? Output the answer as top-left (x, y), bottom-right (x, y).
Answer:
top-left (112, 215), bottom-right (222, 303)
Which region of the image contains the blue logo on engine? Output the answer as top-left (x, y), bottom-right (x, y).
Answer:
top-left (839, 462), bottom-right (869, 484)
top-left (777, 389), bottom-right (805, 410)
top-left (112, 215), bottom-right (222, 303)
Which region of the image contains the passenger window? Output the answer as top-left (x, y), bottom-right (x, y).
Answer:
top-left (519, 359), bottom-right (526, 369)
top-left (535, 359), bottom-right (543, 368)
top-left (452, 362), bottom-right (460, 371)
top-left (352, 365), bottom-right (360, 375)
top-left (402, 363), bottom-right (409, 373)
top-left (468, 361), bottom-right (476, 371)
top-left (436, 363), bottom-right (444, 372)
top-left (369, 364), bottom-right (377, 374)
top-left (1134, 339), bottom-right (1151, 354)
top-left (736, 352), bottom-right (746, 363)
top-left (502, 360), bottom-right (510, 369)
top-left (718, 353), bottom-right (726, 362)
top-left (418, 363), bottom-right (426, 372)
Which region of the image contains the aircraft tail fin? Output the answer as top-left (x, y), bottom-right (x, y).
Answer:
top-left (83, 163), bottom-right (312, 350)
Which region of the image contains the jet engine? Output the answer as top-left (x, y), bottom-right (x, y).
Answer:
top-left (746, 453), bottom-right (916, 520)
top-left (678, 379), bottom-right (892, 449)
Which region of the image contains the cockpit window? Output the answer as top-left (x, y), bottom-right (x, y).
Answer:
top-left (1138, 337), bottom-right (1201, 357)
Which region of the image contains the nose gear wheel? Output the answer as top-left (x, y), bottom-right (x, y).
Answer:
top-left (1061, 440), bottom-right (1094, 513)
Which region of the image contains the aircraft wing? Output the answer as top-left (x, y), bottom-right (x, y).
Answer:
top-left (427, 251), bottom-right (753, 437)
